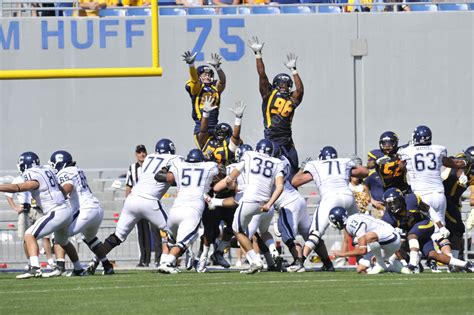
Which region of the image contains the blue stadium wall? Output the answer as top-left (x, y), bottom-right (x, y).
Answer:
top-left (0, 12), bottom-right (473, 169)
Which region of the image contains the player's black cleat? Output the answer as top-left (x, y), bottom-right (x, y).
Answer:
top-left (319, 262), bottom-right (335, 272)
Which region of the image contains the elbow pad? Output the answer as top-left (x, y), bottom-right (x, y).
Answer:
top-left (154, 171), bottom-right (168, 183)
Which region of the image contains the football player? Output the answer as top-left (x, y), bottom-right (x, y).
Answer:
top-left (367, 131), bottom-right (410, 193)
top-left (0, 152), bottom-right (84, 279)
top-left (42, 151), bottom-right (114, 277)
top-left (441, 146), bottom-right (474, 262)
top-left (94, 139), bottom-right (181, 262)
top-left (398, 125), bottom-right (468, 257)
top-left (248, 36), bottom-right (304, 179)
top-left (382, 188), bottom-right (473, 273)
top-left (292, 146), bottom-right (369, 272)
top-left (329, 207), bottom-right (402, 274)
top-left (182, 51), bottom-right (226, 142)
top-left (155, 149), bottom-right (219, 274)
top-left (195, 96), bottom-right (246, 270)
top-left (214, 139), bottom-right (285, 274)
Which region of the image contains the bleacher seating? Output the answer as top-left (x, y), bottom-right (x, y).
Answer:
top-left (251, 5), bottom-right (281, 14)
top-left (281, 5), bottom-right (312, 13)
top-left (159, 7), bottom-right (187, 15)
top-left (221, 6), bottom-right (251, 14)
top-left (437, 3), bottom-right (468, 10)
top-left (410, 4), bottom-right (437, 11)
top-left (99, 8), bottom-right (125, 16)
top-left (187, 7), bottom-right (217, 15)
top-left (126, 8), bottom-right (151, 16)
top-left (314, 5), bottom-right (341, 12)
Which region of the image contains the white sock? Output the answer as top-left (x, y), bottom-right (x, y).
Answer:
top-left (30, 256), bottom-right (40, 268)
top-left (211, 198), bottom-right (224, 207)
top-left (367, 242), bottom-right (385, 269)
top-left (73, 260), bottom-right (82, 270)
top-left (246, 249), bottom-right (262, 265)
top-left (159, 254), bottom-right (169, 264)
top-left (266, 241), bottom-right (279, 257)
top-left (388, 254), bottom-right (397, 264)
top-left (200, 245), bottom-right (210, 261)
top-left (449, 257), bottom-right (467, 268)
top-left (47, 258), bottom-right (55, 266)
top-left (409, 250), bottom-right (420, 266)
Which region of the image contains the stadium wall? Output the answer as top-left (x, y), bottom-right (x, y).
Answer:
top-left (0, 12), bottom-right (472, 169)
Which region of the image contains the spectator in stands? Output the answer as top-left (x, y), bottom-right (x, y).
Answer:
top-left (176, 0), bottom-right (204, 6)
top-left (211, 0), bottom-right (240, 5)
top-left (122, 0), bottom-right (150, 6)
top-left (4, 179), bottom-right (55, 269)
top-left (126, 144), bottom-right (152, 267)
top-left (74, 0), bottom-right (108, 16)
top-left (243, 0), bottom-right (271, 4)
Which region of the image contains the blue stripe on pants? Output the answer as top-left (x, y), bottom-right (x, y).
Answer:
top-left (33, 211), bottom-right (56, 238)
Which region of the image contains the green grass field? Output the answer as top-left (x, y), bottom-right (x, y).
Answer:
top-left (1, 270), bottom-right (473, 314)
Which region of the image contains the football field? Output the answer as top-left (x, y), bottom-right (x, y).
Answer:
top-left (0, 270), bottom-right (473, 314)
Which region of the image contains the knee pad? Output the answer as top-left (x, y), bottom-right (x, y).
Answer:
top-left (408, 239), bottom-right (420, 250)
top-left (105, 233), bottom-right (122, 248)
top-left (284, 239), bottom-right (296, 251)
top-left (436, 238), bottom-right (451, 249)
top-left (306, 231), bottom-right (322, 250)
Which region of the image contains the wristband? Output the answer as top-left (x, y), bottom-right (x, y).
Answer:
top-left (188, 63), bottom-right (194, 68)
top-left (202, 111), bottom-right (210, 118)
top-left (255, 52), bottom-right (262, 59)
top-left (16, 184), bottom-right (21, 192)
top-left (291, 68), bottom-right (298, 75)
top-left (215, 66), bottom-right (221, 71)
top-left (234, 117), bottom-right (242, 126)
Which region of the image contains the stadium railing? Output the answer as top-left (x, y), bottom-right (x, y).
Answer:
top-left (0, 0), bottom-right (472, 17)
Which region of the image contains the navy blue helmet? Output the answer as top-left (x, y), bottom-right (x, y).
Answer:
top-left (256, 139), bottom-right (274, 156)
top-left (328, 207), bottom-right (348, 230)
top-left (235, 144), bottom-right (253, 163)
top-left (464, 146), bottom-right (474, 159)
top-left (272, 73), bottom-right (293, 96)
top-left (197, 65), bottom-right (214, 80)
top-left (49, 150), bottom-right (75, 172)
top-left (186, 149), bottom-right (205, 163)
top-left (17, 151), bottom-right (40, 173)
top-left (379, 131), bottom-right (399, 154)
top-left (155, 139), bottom-right (176, 154)
top-left (412, 125), bottom-right (432, 146)
top-left (318, 146), bottom-right (338, 160)
top-left (383, 188), bottom-right (405, 214)
top-left (214, 123), bottom-right (232, 142)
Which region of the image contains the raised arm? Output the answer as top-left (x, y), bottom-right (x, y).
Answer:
top-left (207, 53), bottom-right (226, 94)
top-left (0, 180), bottom-right (39, 193)
top-left (182, 51), bottom-right (200, 96)
top-left (442, 156), bottom-right (468, 169)
top-left (196, 95), bottom-right (218, 148)
top-left (291, 169), bottom-right (313, 188)
top-left (248, 36), bottom-right (271, 98)
top-left (228, 101), bottom-right (247, 150)
top-left (285, 53), bottom-right (304, 104)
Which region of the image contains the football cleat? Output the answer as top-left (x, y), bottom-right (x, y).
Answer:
top-left (408, 264), bottom-right (420, 274)
top-left (287, 260), bottom-right (305, 273)
top-left (240, 263), bottom-right (263, 274)
top-left (427, 259), bottom-right (442, 273)
top-left (367, 265), bottom-right (386, 275)
top-left (86, 259), bottom-right (100, 275)
top-left (210, 251), bottom-right (230, 269)
top-left (16, 267), bottom-right (42, 279)
top-left (102, 267), bottom-right (115, 275)
top-left (42, 266), bottom-right (66, 278)
top-left (400, 266), bottom-right (412, 274)
top-left (319, 262), bottom-right (335, 272)
top-left (196, 258), bottom-right (208, 273)
top-left (66, 269), bottom-right (87, 277)
top-left (157, 263), bottom-right (180, 274)
top-left (464, 261), bottom-right (473, 273)
top-left (185, 249), bottom-right (195, 271)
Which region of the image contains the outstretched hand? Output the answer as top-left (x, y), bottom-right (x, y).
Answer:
top-left (182, 51), bottom-right (197, 65)
top-left (202, 95), bottom-right (217, 113)
top-left (207, 53), bottom-right (222, 69)
top-left (229, 101), bottom-right (247, 118)
top-left (247, 36), bottom-right (264, 57)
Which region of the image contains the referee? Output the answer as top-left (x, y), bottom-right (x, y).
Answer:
top-left (126, 144), bottom-right (152, 267)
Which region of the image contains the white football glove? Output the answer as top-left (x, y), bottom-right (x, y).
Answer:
top-left (247, 36), bottom-right (264, 57)
top-left (430, 232), bottom-right (443, 242)
top-left (376, 155), bottom-right (391, 166)
top-left (182, 50), bottom-right (197, 65)
top-left (394, 227), bottom-right (406, 238)
top-left (207, 52), bottom-right (222, 70)
top-left (229, 101), bottom-right (246, 118)
top-left (202, 95), bottom-right (217, 114)
top-left (284, 53), bottom-right (298, 71)
top-left (458, 173), bottom-right (468, 187)
top-left (439, 226), bottom-right (450, 239)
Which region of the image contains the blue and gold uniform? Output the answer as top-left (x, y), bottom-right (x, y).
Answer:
top-left (382, 193), bottom-right (436, 256)
top-left (443, 155), bottom-right (474, 236)
top-left (185, 68), bottom-right (221, 135)
top-left (201, 138), bottom-right (234, 167)
top-left (364, 169), bottom-right (384, 202)
top-left (367, 149), bottom-right (410, 192)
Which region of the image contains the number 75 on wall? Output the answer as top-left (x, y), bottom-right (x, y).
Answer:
top-left (187, 18), bottom-right (245, 62)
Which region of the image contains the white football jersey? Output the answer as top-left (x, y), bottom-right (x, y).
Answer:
top-left (345, 213), bottom-right (395, 242)
top-left (227, 163), bottom-right (245, 191)
top-left (234, 151), bottom-right (284, 203)
top-left (399, 144), bottom-right (447, 192)
top-left (131, 153), bottom-right (182, 200)
top-left (169, 160), bottom-right (219, 212)
top-left (4, 176), bottom-right (32, 204)
top-left (57, 166), bottom-right (100, 213)
top-left (22, 165), bottom-right (67, 213)
top-left (304, 158), bottom-right (355, 197)
top-left (274, 156), bottom-right (301, 209)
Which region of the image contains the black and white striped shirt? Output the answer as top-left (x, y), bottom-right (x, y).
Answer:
top-left (125, 162), bottom-right (143, 188)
